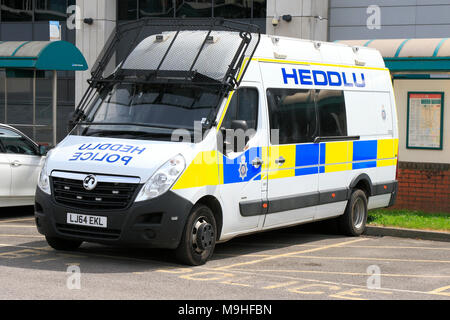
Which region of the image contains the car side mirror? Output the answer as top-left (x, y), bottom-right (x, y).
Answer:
top-left (39, 144), bottom-right (49, 156)
top-left (231, 120), bottom-right (248, 132)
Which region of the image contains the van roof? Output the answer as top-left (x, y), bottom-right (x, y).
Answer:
top-left (120, 30), bottom-right (386, 89)
top-left (253, 34), bottom-right (386, 69)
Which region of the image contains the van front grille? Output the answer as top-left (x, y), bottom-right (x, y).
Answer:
top-left (52, 177), bottom-right (140, 210)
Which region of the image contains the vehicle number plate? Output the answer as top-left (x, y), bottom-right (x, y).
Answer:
top-left (67, 213), bottom-right (107, 228)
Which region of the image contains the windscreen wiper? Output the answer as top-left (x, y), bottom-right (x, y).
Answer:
top-left (83, 130), bottom-right (173, 139)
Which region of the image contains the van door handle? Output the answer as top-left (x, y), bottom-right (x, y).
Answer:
top-left (275, 157), bottom-right (286, 166)
top-left (252, 158), bottom-right (263, 169)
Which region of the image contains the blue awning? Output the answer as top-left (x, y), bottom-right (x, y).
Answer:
top-left (0, 41), bottom-right (88, 71)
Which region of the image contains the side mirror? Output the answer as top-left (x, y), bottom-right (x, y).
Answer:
top-left (39, 144), bottom-right (49, 156)
top-left (231, 120), bottom-right (248, 132)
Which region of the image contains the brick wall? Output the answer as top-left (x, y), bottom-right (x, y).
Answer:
top-left (393, 162), bottom-right (450, 213)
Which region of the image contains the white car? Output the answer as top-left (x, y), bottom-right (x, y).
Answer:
top-left (0, 124), bottom-right (47, 208)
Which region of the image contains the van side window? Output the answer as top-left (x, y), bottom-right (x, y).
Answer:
top-left (316, 90), bottom-right (347, 137)
top-left (221, 87), bottom-right (259, 131)
top-left (267, 89), bottom-right (317, 145)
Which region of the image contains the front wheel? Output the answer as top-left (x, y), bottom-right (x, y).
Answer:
top-left (46, 236), bottom-right (82, 251)
top-left (339, 189), bottom-right (368, 236)
top-left (175, 205), bottom-right (217, 266)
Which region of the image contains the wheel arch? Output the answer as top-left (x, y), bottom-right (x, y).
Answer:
top-left (195, 195), bottom-right (223, 240)
top-left (349, 173), bottom-right (374, 199)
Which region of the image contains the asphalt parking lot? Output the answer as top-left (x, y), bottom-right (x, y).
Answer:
top-left (0, 207), bottom-right (449, 300)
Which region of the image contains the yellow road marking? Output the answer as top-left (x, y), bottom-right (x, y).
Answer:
top-left (229, 268), bottom-right (450, 279)
top-left (214, 253), bottom-right (271, 258)
top-left (215, 238), bottom-right (368, 270)
top-left (330, 245), bottom-right (450, 251)
top-left (0, 243), bottom-right (175, 266)
top-left (180, 271), bottom-right (234, 282)
top-left (33, 253), bottom-right (82, 263)
top-left (0, 249), bottom-right (43, 259)
top-left (220, 276), bottom-right (253, 287)
top-left (329, 288), bottom-right (393, 301)
top-left (263, 281), bottom-right (298, 290)
top-left (288, 284), bottom-right (340, 295)
top-left (200, 266), bottom-right (437, 297)
top-left (32, 257), bottom-right (63, 263)
top-left (290, 255), bottom-right (450, 264)
top-left (0, 244), bottom-right (49, 251)
top-left (0, 217), bottom-right (35, 224)
top-left (0, 224), bottom-right (36, 228)
top-left (0, 234), bottom-right (44, 238)
top-left (233, 243), bottom-right (450, 251)
top-left (428, 285), bottom-right (450, 296)
top-left (156, 268), bottom-right (193, 274)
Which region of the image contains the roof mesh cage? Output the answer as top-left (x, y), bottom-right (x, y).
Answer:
top-left (91, 18), bottom-right (260, 87)
top-left (71, 18), bottom-right (260, 129)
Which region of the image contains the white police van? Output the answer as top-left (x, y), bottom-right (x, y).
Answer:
top-left (35, 20), bottom-right (398, 265)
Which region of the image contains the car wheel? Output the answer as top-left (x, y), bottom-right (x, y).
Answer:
top-left (339, 189), bottom-right (368, 236)
top-left (46, 236), bottom-right (83, 251)
top-left (175, 204), bottom-right (217, 266)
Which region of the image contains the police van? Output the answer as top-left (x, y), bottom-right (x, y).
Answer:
top-left (34, 20), bottom-right (398, 265)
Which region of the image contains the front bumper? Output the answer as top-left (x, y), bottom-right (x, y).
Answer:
top-left (34, 187), bottom-right (193, 249)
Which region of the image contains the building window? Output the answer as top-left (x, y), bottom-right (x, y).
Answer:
top-left (118, 0), bottom-right (267, 20)
top-left (35, 0), bottom-right (68, 21)
top-left (118, 0), bottom-right (138, 20)
top-left (252, 0), bottom-right (266, 19)
top-left (1, 0), bottom-right (33, 21)
top-left (0, 0), bottom-right (75, 22)
top-left (139, 0), bottom-right (175, 18)
top-left (176, 0), bottom-right (213, 18)
top-left (213, 0), bottom-right (251, 19)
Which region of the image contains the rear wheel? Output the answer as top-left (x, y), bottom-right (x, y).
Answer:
top-left (339, 189), bottom-right (368, 236)
top-left (175, 205), bottom-right (217, 266)
top-left (46, 236), bottom-right (82, 251)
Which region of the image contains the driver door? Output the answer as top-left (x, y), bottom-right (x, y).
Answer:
top-left (218, 86), bottom-right (269, 234)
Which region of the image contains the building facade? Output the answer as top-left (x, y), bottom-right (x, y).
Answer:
top-left (0, 0), bottom-right (76, 143)
top-left (329, 0), bottom-right (450, 40)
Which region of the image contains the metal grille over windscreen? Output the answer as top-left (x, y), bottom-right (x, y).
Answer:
top-left (70, 19), bottom-right (261, 130)
top-left (122, 31), bottom-right (254, 82)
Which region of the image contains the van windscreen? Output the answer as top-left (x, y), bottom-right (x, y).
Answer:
top-left (72, 83), bottom-right (221, 141)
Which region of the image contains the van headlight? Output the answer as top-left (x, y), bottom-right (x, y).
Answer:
top-left (37, 156), bottom-right (51, 195)
top-left (135, 154), bottom-right (186, 202)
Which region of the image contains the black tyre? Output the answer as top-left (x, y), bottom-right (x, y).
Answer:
top-left (46, 236), bottom-right (82, 251)
top-left (175, 204), bottom-right (217, 266)
top-left (339, 189), bottom-right (368, 236)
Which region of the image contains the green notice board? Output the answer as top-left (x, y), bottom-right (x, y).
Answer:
top-left (407, 92), bottom-right (444, 150)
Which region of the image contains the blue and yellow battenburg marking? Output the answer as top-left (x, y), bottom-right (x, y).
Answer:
top-left (172, 139), bottom-right (398, 190)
